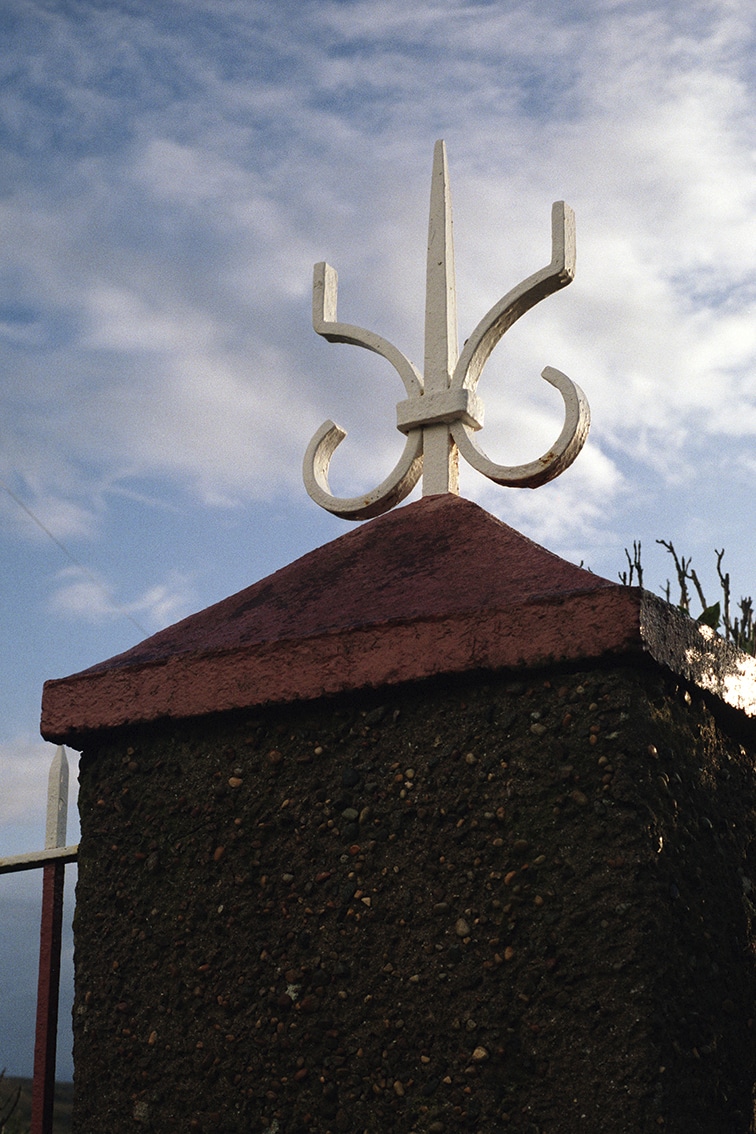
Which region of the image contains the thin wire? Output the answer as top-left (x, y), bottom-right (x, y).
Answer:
top-left (1, 482), bottom-right (150, 637)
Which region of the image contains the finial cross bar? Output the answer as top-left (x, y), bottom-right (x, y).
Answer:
top-left (304, 141), bottom-right (590, 520)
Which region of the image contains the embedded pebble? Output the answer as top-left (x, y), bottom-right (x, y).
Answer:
top-left (455, 918), bottom-right (471, 937)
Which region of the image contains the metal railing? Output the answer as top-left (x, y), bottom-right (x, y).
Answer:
top-left (0, 747), bottom-right (78, 1134)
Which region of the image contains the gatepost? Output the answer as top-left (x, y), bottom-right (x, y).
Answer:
top-left (41, 144), bottom-right (756, 1133)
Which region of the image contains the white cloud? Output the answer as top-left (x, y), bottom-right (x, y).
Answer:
top-left (0, 482), bottom-right (98, 544)
top-left (82, 282), bottom-right (221, 354)
top-left (49, 565), bottom-right (197, 633)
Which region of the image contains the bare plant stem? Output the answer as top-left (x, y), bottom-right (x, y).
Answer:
top-left (620, 541), bottom-right (755, 656)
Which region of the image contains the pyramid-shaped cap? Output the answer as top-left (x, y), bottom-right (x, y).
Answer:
top-left (41, 495), bottom-right (756, 744)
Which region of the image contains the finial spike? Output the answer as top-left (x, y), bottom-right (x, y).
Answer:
top-left (422, 140), bottom-right (460, 496)
top-left (424, 139), bottom-right (458, 392)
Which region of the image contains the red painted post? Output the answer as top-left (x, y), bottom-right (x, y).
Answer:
top-left (30, 859), bottom-right (65, 1134)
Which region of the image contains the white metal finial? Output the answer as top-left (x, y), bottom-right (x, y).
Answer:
top-left (303, 141), bottom-right (590, 519)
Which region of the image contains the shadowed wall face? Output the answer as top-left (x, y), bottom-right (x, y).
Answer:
top-left (72, 664), bottom-right (756, 1134)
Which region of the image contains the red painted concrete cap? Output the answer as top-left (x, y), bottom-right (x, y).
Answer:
top-left (40, 495), bottom-right (756, 743)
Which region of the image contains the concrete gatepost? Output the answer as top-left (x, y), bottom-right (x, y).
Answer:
top-left (42, 495), bottom-right (756, 1134)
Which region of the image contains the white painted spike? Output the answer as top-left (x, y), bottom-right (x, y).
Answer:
top-left (45, 745), bottom-right (68, 851)
top-left (422, 139), bottom-right (460, 497)
top-left (424, 139), bottom-right (458, 395)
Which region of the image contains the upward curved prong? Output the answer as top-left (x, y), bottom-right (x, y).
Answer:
top-left (313, 263), bottom-right (423, 399)
top-left (450, 366), bottom-right (589, 488)
top-left (452, 202), bottom-right (575, 393)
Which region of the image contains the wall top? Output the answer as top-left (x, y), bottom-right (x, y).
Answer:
top-left (42, 495), bottom-right (612, 743)
top-left (303, 140), bottom-right (590, 520)
top-left (41, 494), bottom-right (756, 746)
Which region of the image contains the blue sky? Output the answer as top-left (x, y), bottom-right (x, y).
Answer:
top-left (3, 0), bottom-right (756, 1079)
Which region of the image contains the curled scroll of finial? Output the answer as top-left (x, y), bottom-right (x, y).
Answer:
top-left (303, 141), bottom-right (590, 519)
top-left (303, 263), bottom-right (423, 520)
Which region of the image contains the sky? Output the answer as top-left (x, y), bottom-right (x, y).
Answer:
top-left (3, 0), bottom-right (756, 1080)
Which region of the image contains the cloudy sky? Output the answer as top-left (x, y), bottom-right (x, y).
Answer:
top-left (3, 0), bottom-right (756, 1079)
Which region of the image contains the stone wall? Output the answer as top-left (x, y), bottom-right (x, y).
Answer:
top-left (72, 661), bottom-right (756, 1133)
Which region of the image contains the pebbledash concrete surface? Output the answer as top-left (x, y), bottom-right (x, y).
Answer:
top-left (42, 496), bottom-right (756, 1133)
